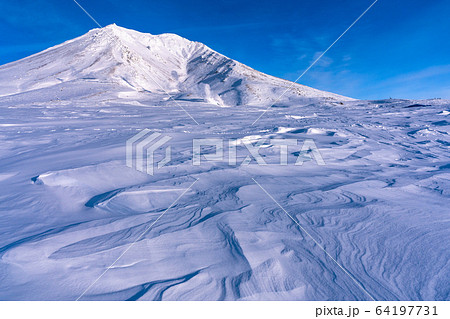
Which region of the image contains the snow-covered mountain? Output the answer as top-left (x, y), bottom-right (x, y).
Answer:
top-left (0, 24), bottom-right (349, 106)
top-left (0, 25), bottom-right (448, 302)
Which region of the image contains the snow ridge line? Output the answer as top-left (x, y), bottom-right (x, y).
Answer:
top-left (75, 178), bottom-right (199, 301)
top-left (252, 178), bottom-right (377, 301)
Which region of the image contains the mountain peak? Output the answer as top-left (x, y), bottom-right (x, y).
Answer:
top-left (90, 23), bottom-right (149, 41)
top-left (100, 23), bottom-right (133, 32)
top-left (104, 23), bottom-right (118, 28)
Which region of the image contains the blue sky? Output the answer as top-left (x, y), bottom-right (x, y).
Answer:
top-left (1, 0), bottom-right (449, 99)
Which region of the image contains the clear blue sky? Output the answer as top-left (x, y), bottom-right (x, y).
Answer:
top-left (1, 0), bottom-right (449, 99)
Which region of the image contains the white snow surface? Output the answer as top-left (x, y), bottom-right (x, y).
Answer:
top-left (0, 25), bottom-right (449, 301)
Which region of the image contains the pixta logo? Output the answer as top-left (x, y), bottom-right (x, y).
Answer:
top-left (126, 129), bottom-right (325, 175)
top-left (126, 129), bottom-right (172, 175)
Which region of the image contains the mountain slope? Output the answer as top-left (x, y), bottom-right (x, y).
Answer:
top-left (0, 24), bottom-right (350, 106)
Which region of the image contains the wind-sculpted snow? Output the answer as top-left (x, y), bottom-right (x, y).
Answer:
top-left (0, 94), bottom-right (448, 300)
top-left (0, 26), bottom-right (449, 301)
